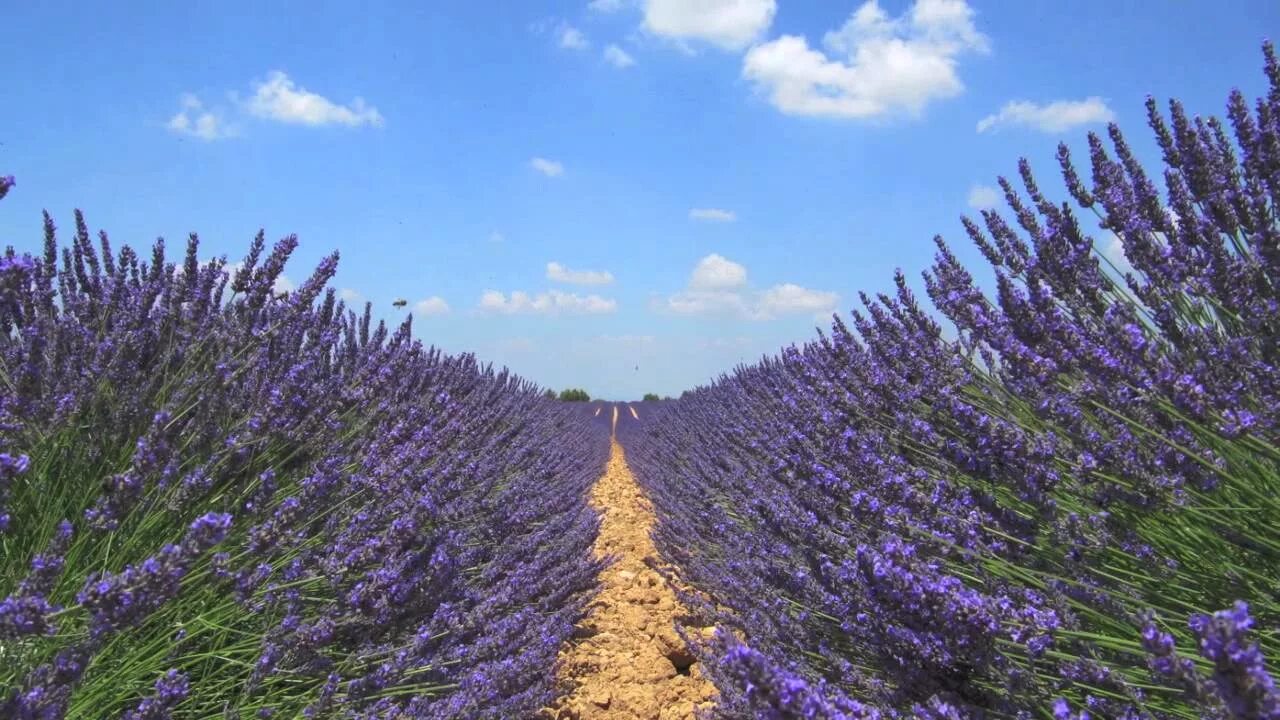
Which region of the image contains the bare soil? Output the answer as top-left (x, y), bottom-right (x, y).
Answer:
top-left (545, 422), bottom-right (716, 719)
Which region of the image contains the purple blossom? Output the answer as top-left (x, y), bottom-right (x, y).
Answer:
top-left (121, 670), bottom-right (190, 720)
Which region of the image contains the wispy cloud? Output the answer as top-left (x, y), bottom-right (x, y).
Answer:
top-left (589, 0), bottom-right (627, 12)
top-left (478, 289), bottom-right (617, 315)
top-left (977, 97), bottom-right (1114, 133)
top-left (166, 94), bottom-right (236, 141)
top-left (689, 207), bottom-right (736, 222)
top-left (1099, 234), bottom-right (1136, 277)
top-left (244, 71), bottom-right (384, 128)
top-left (604, 44), bottom-right (637, 68)
top-left (530, 157), bottom-right (565, 177)
top-left (742, 0), bottom-right (989, 120)
top-left (592, 334), bottom-right (657, 350)
top-left (559, 25), bottom-right (589, 50)
top-left (643, 0), bottom-right (777, 50)
top-left (413, 297), bottom-right (451, 317)
top-left (967, 184), bottom-right (1002, 210)
top-left (698, 336), bottom-right (755, 350)
top-left (546, 261), bottom-right (615, 285)
top-left (339, 288), bottom-right (364, 303)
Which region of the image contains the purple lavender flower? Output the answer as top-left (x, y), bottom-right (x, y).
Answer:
top-left (1189, 603), bottom-right (1280, 719)
top-left (121, 670), bottom-right (190, 720)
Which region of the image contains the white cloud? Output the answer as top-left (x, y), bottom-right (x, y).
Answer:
top-left (413, 296), bottom-right (451, 316)
top-left (663, 285), bottom-right (837, 320)
top-left (742, 0), bottom-right (989, 120)
top-left (245, 71), bottom-right (384, 128)
top-left (689, 207), bottom-right (737, 222)
top-left (643, 0), bottom-right (777, 50)
top-left (664, 289), bottom-right (751, 316)
top-left (967, 184), bottom-right (1002, 210)
top-left (547, 261), bottom-right (615, 285)
top-left (699, 336), bottom-right (754, 350)
top-left (560, 25), bottom-right (589, 49)
top-left (690, 253), bottom-right (747, 290)
top-left (1097, 233), bottom-right (1142, 278)
top-left (339, 288), bottom-right (363, 303)
top-left (589, 0), bottom-right (627, 12)
top-left (478, 289), bottom-right (617, 315)
top-left (758, 283), bottom-right (840, 316)
top-left (530, 157), bottom-right (565, 177)
top-left (167, 94), bottom-right (235, 141)
top-left (604, 44), bottom-right (637, 68)
top-left (489, 231), bottom-right (506, 243)
top-left (661, 254), bottom-right (838, 320)
top-left (976, 97), bottom-right (1114, 133)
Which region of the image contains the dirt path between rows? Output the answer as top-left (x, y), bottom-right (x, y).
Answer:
top-left (545, 407), bottom-right (716, 719)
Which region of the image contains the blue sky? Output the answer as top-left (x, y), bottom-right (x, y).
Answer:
top-left (2, 1), bottom-right (1277, 399)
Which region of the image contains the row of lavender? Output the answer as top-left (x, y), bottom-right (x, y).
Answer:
top-left (0, 200), bottom-right (610, 717)
top-left (619, 43), bottom-right (1280, 719)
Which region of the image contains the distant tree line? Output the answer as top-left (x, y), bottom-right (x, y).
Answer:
top-left (545, 388), bottom-right (590, 402)
top-left (538, 389), bottom-right (674, 402)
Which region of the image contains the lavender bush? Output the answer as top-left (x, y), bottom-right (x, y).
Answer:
top-left (0, 196), bottom-right (609, 717)
top-left (620, 42), bottom-right (1280, 720)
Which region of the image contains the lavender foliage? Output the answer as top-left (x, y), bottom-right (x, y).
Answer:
top-left (619, 42), bottom-right (1280, 720)
top-left (0, 190), bottom-right (609, 716)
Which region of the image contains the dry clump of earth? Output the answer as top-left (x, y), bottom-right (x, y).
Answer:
top-left (545, 435), bottom-right (717, 720)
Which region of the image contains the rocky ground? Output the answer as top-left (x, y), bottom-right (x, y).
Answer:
top-left (545, 423), bottom-right (717, 720)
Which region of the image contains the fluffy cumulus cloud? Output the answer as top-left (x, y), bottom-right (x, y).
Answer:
top-left (643, 0), bottom-right (777, 50)
top-left (413, 297), bottom-right (451, 316)
top-left (690, 253), bottom-right (748, 290)
top-left (546, 261), bottom-right (615, 285)
top-left (661, 253), bottom-right (838, 320)
top-left (976, 97), bottom-right (1115, 133)
top-left (245, 71), bottom-right (383, 127)
top-left (757, 283), bottom-right (840, 316)
top-left (689, 207), bottom-right (737, 222)
top-left (167, 94), bottom-right (235, 141)
top-left (742, 0), bottom-right (989, 120)
top-left (530, 157), bottom-right (565, 177)
top-left (604, 44), bottom-right (637, 68)
top-left (967, 184), bottom-right (1002, 210)
top-left (478, 289), bottom-right (617, 315)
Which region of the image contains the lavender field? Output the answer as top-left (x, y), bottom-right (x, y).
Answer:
top-left (2, 35), bottom-right (1280, 720)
